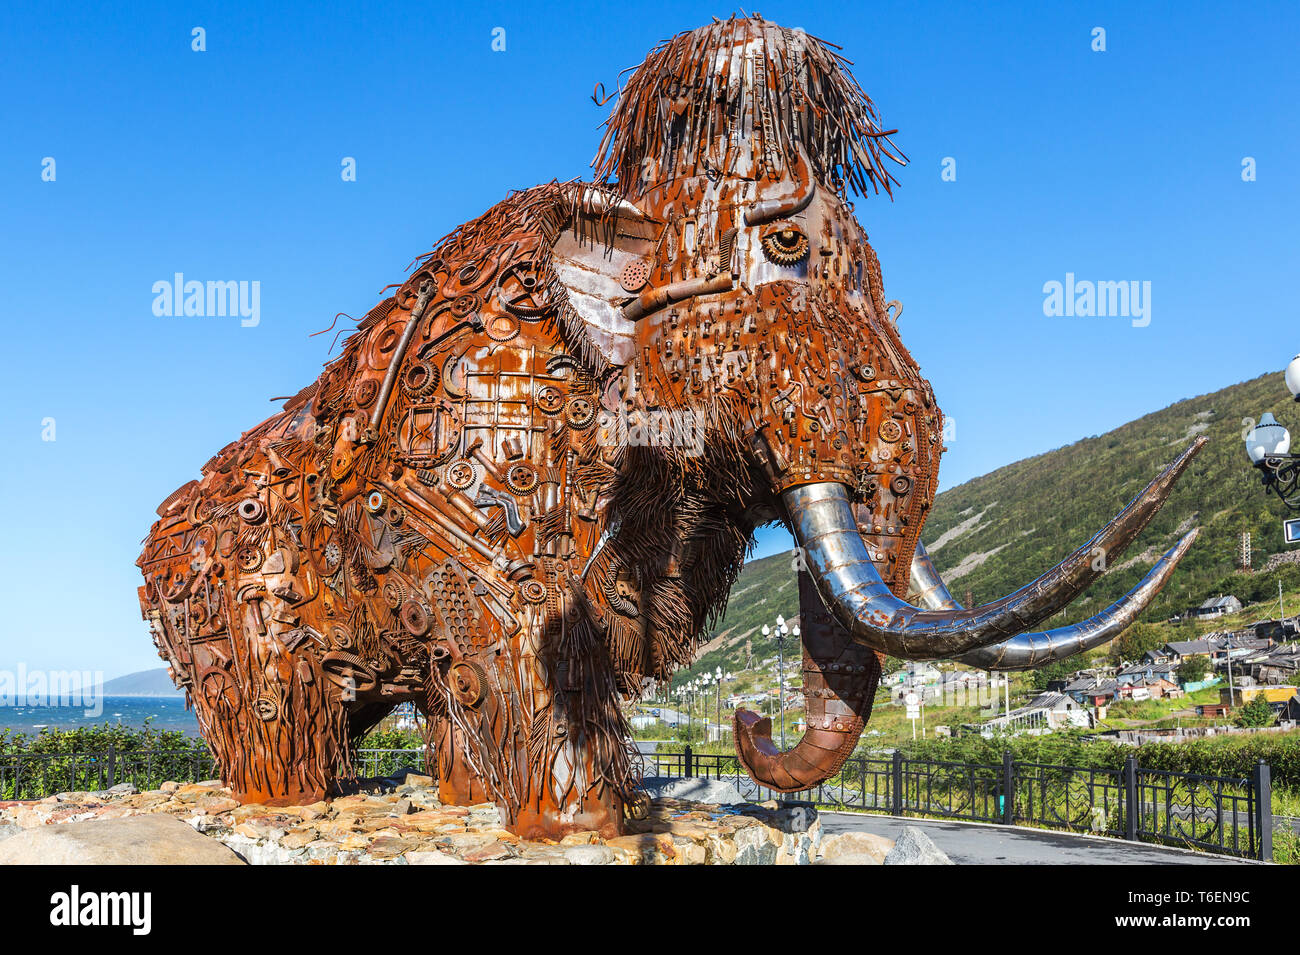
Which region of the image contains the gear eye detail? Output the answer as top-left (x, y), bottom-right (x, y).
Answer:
top-left (759, 222), bottom-right (810, 265)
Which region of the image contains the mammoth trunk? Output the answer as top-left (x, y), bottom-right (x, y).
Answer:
top-left (733, 570), bottom-right (881, 793)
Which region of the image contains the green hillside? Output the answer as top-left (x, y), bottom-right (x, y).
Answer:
top-left (682, 370), bottom-right (1300, 686)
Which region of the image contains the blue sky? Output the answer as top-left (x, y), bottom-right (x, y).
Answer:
top-left (2, 1), bottom-right (1296, 676)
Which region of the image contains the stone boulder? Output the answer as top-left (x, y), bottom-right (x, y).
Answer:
top-left (639, 776), bottom-right (747, 805)
top-left (883, 826), bottom-right (953, 865)
top-left (818, 830), bottom-right (894, 864)
top-left (0, 813), bottom-right (246, 865)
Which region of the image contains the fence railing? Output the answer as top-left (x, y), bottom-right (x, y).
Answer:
top-left (0, 746), bottom-right (218, 800)
top-left (2, 744), bottom-right (1272, 860)
top-left (0, 746), bottom-right (429, 802)
top-left (642, 748), bottom-right (1273, 861)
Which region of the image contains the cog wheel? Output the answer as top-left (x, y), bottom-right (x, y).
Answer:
top-left (448, 661), bottom-right (489, 708)
top-left (400, 361), bottom-right (440, 398)
top-left (450, 293), bottom-right (479, 318)
top-left (485, 313), bottom-right (520, 342)
top-left (505, 462), bottom-right (539, 495)
top-left (236, 544), bottom-right (264, 573)
top-left (445, 460), bottom-right (476, 490)
top-left (564, 396), bottom-right (597, 429)
top-left (353, 378), bottom-right (380, 407)
top-left (519, 579), bottom-right (547, 604)
top-left (536, 385), bottom-right (564, 415)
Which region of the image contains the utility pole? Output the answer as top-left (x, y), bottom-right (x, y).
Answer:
top-left (1281, 580), bottom-right (1287, 621)
top-left (1227, 646), bottom-right (1236, 708)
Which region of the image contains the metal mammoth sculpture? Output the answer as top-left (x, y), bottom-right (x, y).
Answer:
top-left (137, 16), bottom-right (1203, 839)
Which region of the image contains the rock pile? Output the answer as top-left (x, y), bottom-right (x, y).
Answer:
top-left (0, 773), bottom-right (821, 866)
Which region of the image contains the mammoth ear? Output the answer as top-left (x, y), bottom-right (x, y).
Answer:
top-left (552, 185), bottom-right (659, 368)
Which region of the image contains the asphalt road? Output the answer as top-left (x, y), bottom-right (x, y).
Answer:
top-left (819, 812), bottom-right (1260, 865)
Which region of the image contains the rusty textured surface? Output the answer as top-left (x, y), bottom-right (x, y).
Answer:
top-left (137, 16), bottom-right (1200, 836)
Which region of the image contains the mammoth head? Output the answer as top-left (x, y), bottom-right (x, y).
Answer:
top-left (549, 16), bottom-right (1201, 791)
top-left (554, 18), bottom-right (934, 595)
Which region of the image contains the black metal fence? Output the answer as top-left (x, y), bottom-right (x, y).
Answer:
top-left (2, 744), bottom-right (1272, 860)
top-left (0, 746), bottom-right (218, 800)
top-left (645, 748), bottom-right (1273, 861)
top-left (0, 746), bottom-right (428, 801)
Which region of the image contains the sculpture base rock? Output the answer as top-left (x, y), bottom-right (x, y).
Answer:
top-left (0, 777), bottom-right (822, 865)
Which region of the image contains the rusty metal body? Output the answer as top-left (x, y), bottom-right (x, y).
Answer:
top-left (137, 17), bottom-right (1202, 837)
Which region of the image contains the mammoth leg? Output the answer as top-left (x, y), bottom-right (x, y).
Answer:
top-left (421, 573), bottom-right (630, 839)
top-left (509, 620), bottom-right (630, 840)
top-left (734, 570), bottom-right (880, 793)
top-left (186, 616), bottom-right (346, 807)
top-left (433, 714), bottom-right (491, 807)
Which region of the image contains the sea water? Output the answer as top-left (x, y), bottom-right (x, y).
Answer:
top-left (0, 697), bottom-right (201, 736)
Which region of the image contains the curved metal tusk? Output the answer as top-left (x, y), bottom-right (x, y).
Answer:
top-left (953, 529), bottom-right (1199, 670)
top-left (907, 541), bottom-right (960, 610)
top-left (733, 570), bottom-right (879, 793)
top-left (784, 437), bottom-right (1204, 659)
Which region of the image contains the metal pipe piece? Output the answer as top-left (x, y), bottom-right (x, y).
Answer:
top-left (743, 179), bottom-right (816, 226)
top-left (622, 273), bottom-right (734, 322)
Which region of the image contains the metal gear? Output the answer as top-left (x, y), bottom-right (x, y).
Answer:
top-left (505, 462), bottom-right (539, 495)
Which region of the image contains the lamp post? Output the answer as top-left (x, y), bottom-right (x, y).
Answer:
top-left (717, 668), bottom-right (732, 739)
top-left (763, 614), bottom-right (796, 749)
top-left (699, 674), bottom-right (712, 742)
top-left (696, 677), bottom-right (708, 741)
top-left (713, 666), bottom-right (726, 739)
top-left (1245, 355), bottom-right (1300, 512)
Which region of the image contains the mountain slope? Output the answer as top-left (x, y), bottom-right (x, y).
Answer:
top-left (688, 370), bottom-right (1300, 682)
top-left (101, 668), bottom-right (185, 697)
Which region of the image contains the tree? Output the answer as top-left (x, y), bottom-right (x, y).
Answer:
top-left (1029, 659), bottom-right (1077, 693)
top-left (1176, 656), bottom-right (1209, 685)
top-left (1234, 695), bottom-right (1275, 728)
top-left (1108, 622), bottom-right (1165, 667)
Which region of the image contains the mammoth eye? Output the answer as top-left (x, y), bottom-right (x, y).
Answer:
top-left (760, 223), bottom-right (810, 266)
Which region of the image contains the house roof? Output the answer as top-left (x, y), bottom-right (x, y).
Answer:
top-left (1199, 595), bottom-right (1241, 610)
top-left (1118, 662), bottom-right (1176, 678)
top-left (1164, 639), bottom-right (1216, 655)
top-left (1123, 677), bottom-right (1177, 689)
top-left (1026, 693), bottom-right (1073, 710)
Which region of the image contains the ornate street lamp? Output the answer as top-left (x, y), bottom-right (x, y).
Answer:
top-left (713, 666), bottom-right (725, 738)
top-left (763, 615), bottom-right (797, 748)
top-left (1246, 358), bottom-right (1300, 511)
